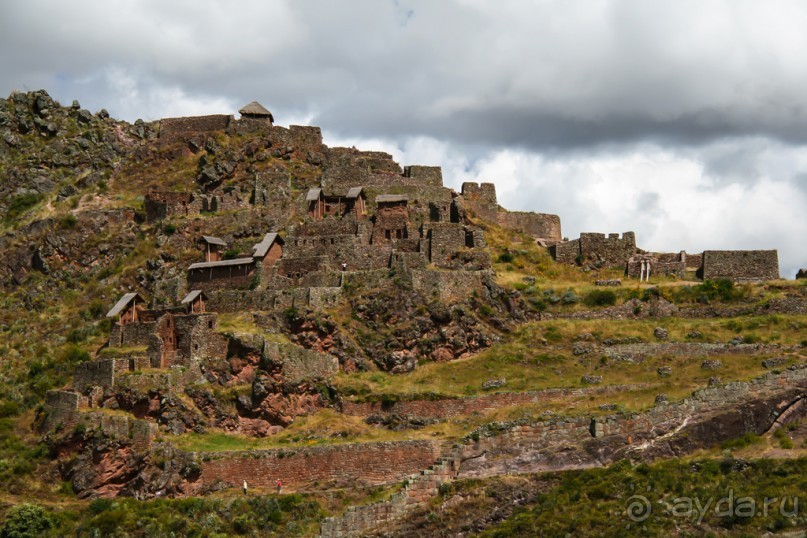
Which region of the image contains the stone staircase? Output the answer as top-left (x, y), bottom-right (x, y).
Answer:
top-left (319, 449), bottom-right (461, 537)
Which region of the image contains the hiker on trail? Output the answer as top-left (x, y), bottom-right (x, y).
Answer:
top-left (340, 261), bottom-right (347, 271)
top-left (243, 480), bottom-right (248, 495)
top-left (276, 478), bottom-right (282, 494)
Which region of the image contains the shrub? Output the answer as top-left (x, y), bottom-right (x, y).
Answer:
top-left (0, 503), bottom-right (53, 538)
top-left (162, 223), bottom-right (176, 235)
top-left (60, 214), bottom-right (78, 229)
top-left (720, 433), bottom-right (762, 450)
top-left (497, 252), bottom-right (514, 263)
top-left (222, 249), bottom-right (240, 260)
top-left (0, 401), bottom-right (20, 418)
top-left (5, 193), bottom-right (41, 223)
top-left (561, 290), bottom-right (579, 305)
top-left (583, 289), bottom-right (617, 307)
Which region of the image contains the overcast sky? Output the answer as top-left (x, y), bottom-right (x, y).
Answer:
top-left (1, 0), bottom-right (805, 277)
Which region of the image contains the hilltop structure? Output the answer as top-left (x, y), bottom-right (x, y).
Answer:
top-left (31, 98), bottom-right (800, 511)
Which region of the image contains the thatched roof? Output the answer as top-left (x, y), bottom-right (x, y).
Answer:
top-left (188, 258), bottom-right (255, 270)
top-left (201, 235), bottom-right (227, 247)
top-left (106, 293), bottom-right (145, 318)
top-left (346, 187), bottom-right (364, 199)
top-left (239, 101), bottom-right (274, 120)
top-left (252, 232), bottom-right (284, 259)
top-left (181, 290), bottom-right (207, 304)
top-left (306, 188), bottom-right (322, 202)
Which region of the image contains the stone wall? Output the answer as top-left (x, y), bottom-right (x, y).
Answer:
top-left (626, 254), bottom-right (686, 279)
top-left (424, 222), bottom-right (468, 266)
top-left (342, 385), bottom-right (646, 420)
top-left (42, 390), bottom-right (84, 432)
top-left (321, 148), bottom-right (401, 188)
top-left (579, 232), bottom-right (636, 267)
top-left (320, 452), bottom-right (460, 538)
top-left (158, 115), bottom-right (232, 142)
top-left (550, 239), bottom-right (580, 264)
top-left (320, 366), bottom-right (807, 536)
top-left (403, 165), bottom-right (443, 186)
top-left (109, 321), bottom-right (155, 348)
top-left (208, 287), bottom-right (342, 313)
top-left (410, 270), bottom-right (488, 302)
top-left (174, 313), bottom-right (228, 362)
top-left (458, 365), bottom-right (807, 480)
top-left (264, 342), bottom-right (338, 383)
top-left (196, 440), bottom-right (441, 490)
top-left (551, 232), bottom-right (636, 268)
top-left (461, 182), bottom-right (498, 206)
top-left (496, 211), bottom-right (562, 243)
top-left (701, 250), bottom-right (780, 281)
top-left (74, 359), bottom-right (116, 392)
top-left (144, 191), bottom-right (200, 221)
top-left (460, 183), bottom-right (562, 242)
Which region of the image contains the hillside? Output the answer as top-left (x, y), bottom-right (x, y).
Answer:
top-left (0, 90), bottom-right (805, 537)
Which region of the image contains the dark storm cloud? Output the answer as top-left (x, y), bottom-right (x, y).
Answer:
top-left (4, 0), bottom-right (807, 151)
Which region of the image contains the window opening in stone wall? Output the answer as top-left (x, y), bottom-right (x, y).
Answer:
top-left (208, 320), bottom-right (214, 329)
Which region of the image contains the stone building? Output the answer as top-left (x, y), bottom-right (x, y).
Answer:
top-left (460, 182), bottom-right (561, 244)
top-left (201, 235), bottom-right (227, 262)
top-left (551, 232), bottom-right (637, 269)
top-left (182, 290), bottom-right (207, 314)
top-left (372, 195), bottom-right (411, 243)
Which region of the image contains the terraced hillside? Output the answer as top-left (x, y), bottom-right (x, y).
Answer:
top-left (0, 90), bottom-right (805, 537)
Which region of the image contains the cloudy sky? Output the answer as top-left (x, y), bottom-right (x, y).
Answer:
top-left (1, 0), bottom-right (805, 277)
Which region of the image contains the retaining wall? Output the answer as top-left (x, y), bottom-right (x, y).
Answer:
top-left (197, 440), bottom-right (441, 491)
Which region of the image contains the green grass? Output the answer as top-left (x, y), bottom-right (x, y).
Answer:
top-left (334, 317), bottom-right (804, 407)
top-left (434, 457), bottom-right (807, 537)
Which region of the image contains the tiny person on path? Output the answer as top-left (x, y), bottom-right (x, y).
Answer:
top-left (243, 480), bottom-right (248, 495)
top-left (276, 478), bottom-right (282, 494)
top-left (340, 261), bottom-right (347, 271)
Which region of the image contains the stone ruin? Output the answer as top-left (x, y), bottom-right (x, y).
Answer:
top-left (551, 231), bottom-right (780, 282)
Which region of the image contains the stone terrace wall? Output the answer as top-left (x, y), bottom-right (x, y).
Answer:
top-left (342, 385), bottom-right (647, 420)
top-left (702, 250), bottom-right (780, 281)
top-left (208, 287), bottom-right (341, 313)
top-left (159, 115), bottom-right (232, 142)
top-left (319, 366), bottom-right (807, 536)
top-left (196, 440), bottom-right (441, 491)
